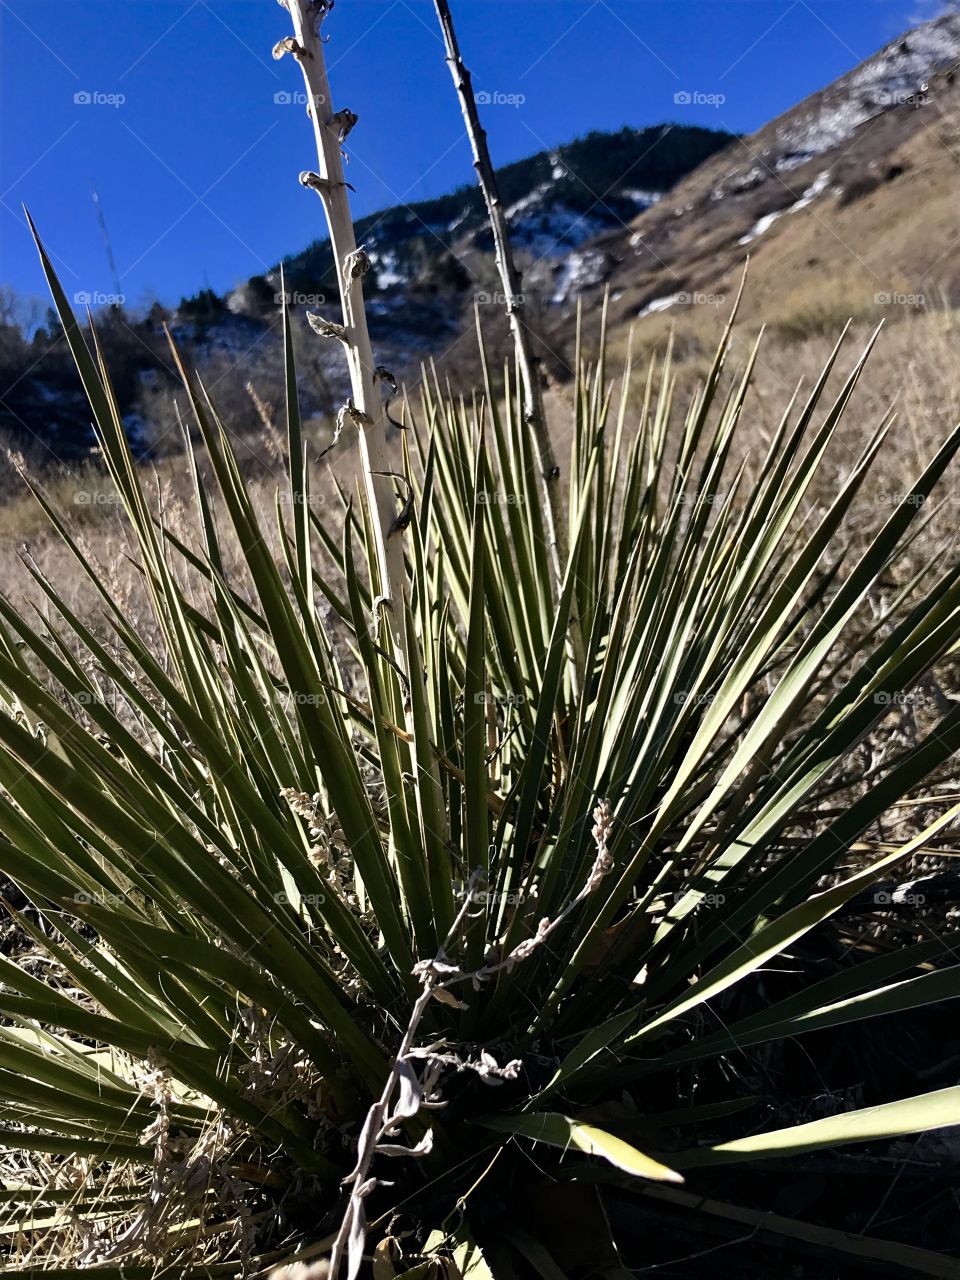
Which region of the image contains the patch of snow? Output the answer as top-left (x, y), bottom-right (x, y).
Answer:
top-left (551, 248), bottom-right (608, 304)
top-left (510, 203), bottom-right (610, 256)
top-left (367, 249), bottom-right (405, 289)
top-left (366, 297), bottom-right (392, 317)
top-left (712, 167), bottom-right (764, 200)
top-left (622, 188), bottom-right (662, 209)
top-left (773, 14), bottom-right (960, 169)
top-left (775, 98), bottom-right (867, 171)
top-left (503, 178), bottom-right (663, 256)
top-left (226, 287), bottom-right (255, 315)
top-left (737, 169), bottom-right (833, 245)
top-left (738, 209), bottom-right (784, 245)
top-left (638, 292), bottom-right (685, 318)
top-left (791, 169), bottom-right (832, 210)
top-left (707, 16), bottom-right (960, 196)
top-left (505, 183), bottom-right (554, 221)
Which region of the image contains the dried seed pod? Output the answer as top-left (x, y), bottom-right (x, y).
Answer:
top-left (272, 36), bottom-right (310, 61)
top-left (375, 366), bottom-right (406, 430)
top-left (306, 312), bottom-right (349, 342)
top-left (374, 365), bottom-right (398, 394)
top-left (330, 108), bottom-right (358, 143)
top-left (371, 469), bottom-right (414, 539)
top-left (315, 402), bottom-right (346, 463)
top-left (342, 400), bottom-right (373, 430)
top-left (299, 170), bottom-right (355, 194)
top-left (342, 247), bottom-right (371, 283)
top-left (317, 399), bottom-right (373, 463)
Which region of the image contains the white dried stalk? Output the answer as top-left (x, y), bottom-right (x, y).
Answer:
top-left (279, 0), bottom-right (408, 663)
top-left (280, 1), bottom-right (448, 858)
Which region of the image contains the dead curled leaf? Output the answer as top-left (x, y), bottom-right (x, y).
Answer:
top-left (431, 986), bottom-right (468, 1010)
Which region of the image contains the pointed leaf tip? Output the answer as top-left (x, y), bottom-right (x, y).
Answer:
top-left (476, 1112), bottom-right (683, 1183)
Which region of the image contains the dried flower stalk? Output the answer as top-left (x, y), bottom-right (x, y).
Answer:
top-left (279, 0), bottom-right (409, 663)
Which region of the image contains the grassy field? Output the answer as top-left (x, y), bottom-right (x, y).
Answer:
top-left (6, 301), bottom-right (960, 614)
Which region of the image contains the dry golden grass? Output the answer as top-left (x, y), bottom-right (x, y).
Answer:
top-left (3, 302), bottom-right (960, 639)
top-left (600, 305), bottom-right (960, 530)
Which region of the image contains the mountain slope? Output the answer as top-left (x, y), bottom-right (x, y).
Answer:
top-left (259, 125), bottom-right (735, 303)
top-left (0, 125), bottom-right (733, 458)
top-left (7, 9), bottom-right (960, 464)
top-left (551, 12), bottom-right (960, 350)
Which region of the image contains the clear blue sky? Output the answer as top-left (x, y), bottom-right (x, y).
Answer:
top-left (0, 0), bottom-right (936, 309)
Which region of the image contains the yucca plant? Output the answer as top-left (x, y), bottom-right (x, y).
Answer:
top-left (3, 5), bottom-right (960, 1278)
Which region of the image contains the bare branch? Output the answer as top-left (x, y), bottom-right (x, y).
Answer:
top-left (283, 0), bottom-right (408, 651)
top-left (431, 0), bottom-right (566, 589)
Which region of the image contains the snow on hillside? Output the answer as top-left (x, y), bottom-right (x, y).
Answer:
top-left (551, 249), bottom-right (610, 304)
top-left (710, 12), bottom-right (960, 199)
top-left (637, 292), bottom-right (686, 318)
top-left (367, 248), bottom-right (404, 289)
top-left (508, 202), bottom-right (611, 257)
top-left (738, 169), bottom-right (832, 243)
top-left (505, 184), bottom-right (659, 260)
top-left (773, 14), bottom-right (960, 170)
